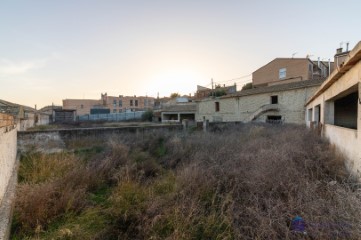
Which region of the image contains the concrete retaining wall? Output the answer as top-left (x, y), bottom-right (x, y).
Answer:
top-left (18, 124), bottom-right (183, 153)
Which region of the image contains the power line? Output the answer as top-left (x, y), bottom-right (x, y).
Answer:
top-left (214, 78), bottom-right (252, 86)
top-left (215, 74), bottom-right (252, 84)
top-left (199, 73), bottom-right (252, 90)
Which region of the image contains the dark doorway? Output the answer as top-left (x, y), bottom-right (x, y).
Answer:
top-left (266, 115), bottom-right (282, 124)
top-left (334, 92), bottom-right (358, 129)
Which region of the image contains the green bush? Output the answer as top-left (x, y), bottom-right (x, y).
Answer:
top-left (141, 110), bottom-right (153, 122)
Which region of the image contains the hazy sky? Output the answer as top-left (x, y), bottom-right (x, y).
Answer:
top-left (1, 0), bottom-right (360, 108)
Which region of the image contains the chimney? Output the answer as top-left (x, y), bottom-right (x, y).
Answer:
top-left (334, 46), bottom-right (348, 68)
top-left (346, 42), bottom-right (349, 52)
top-left (317, 57), bottom-right (320, 68)
top-left (328, 58), bottom-right (331, 76)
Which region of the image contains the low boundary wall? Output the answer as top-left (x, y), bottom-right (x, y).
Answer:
top-left (18, 124), bottom-right (183, 153)
top-left (0, 115), bottom-right (18, 240)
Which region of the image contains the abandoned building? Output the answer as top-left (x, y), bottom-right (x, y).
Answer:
top-left (0, 99), bottom-right (49, 130)
top-left (153, 97), bottom-right (196, 123)
top-left (196, 79), bottom-right (322, 124)
top-left (63, 93), bottom-right (155, 116)
top-left (195, 84), bottom-right (237, 100)
top-left (306, 41), bottom-right (361, 174)
top-left (195, 51), bottom-right (333, 124)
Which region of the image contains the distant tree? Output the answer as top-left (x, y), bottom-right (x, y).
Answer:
top-left (170, 93), bottom-right (180, 98)
top-left (242, 82), bottom-right (253, 90)
top-left (141, 110), bottom-right (154, 122)
top-left (209, 89), bottom-right (227, 97)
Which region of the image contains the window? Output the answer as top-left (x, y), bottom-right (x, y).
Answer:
top-left (80, 104), bottom-right (84, 109)
top-left (215, 102), bottom-right (220, 112)
top-left (113, 100), bottom-right (117, 104)
top-left (130, 100), bottom-right (133, 106)
top-left (113, 109), bottom-right (116, 113)
top-left (279, 68), bottom-right (286, 79)
top-left (308, 108), bottom-right (313, 121)
top-left (271, 95), bottom-right (278, 104)
top-left (334, 91), bottom-right (358, 129)
top-left (135, 100), bottom-right (138, 106)
top-left (119, 100), bottom-right (122, 107)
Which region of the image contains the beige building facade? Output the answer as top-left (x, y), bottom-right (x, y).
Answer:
top-left (253, 58), bottom-right (333, 87)
top-left (63, 99), bottom-right (101, 116)
top-left (306, 42), bottom-right (361, 175)
top-left (196, 80), bottom-right (321, 124)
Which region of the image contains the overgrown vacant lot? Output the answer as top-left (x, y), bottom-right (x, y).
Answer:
top-left (11, 124), bottom-right (361, 239)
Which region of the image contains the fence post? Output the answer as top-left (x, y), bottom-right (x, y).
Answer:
top-left (203, 119), bottom-right (208, 133)
top-left (182, 119), bottom-right (188, 132)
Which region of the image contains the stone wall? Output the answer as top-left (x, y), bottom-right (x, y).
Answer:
top-left (18, 125), bottom-right (183, 153)
top-left (196, 86), bottom-right (319, 124)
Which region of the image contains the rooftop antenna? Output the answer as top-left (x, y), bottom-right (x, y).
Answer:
top-left (292, 52), bottom-right (298, 58)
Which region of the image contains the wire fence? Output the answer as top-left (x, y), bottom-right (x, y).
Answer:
top-left (78, 111), bottom-right (145, 122)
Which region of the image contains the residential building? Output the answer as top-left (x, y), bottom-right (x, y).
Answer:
top-left (196, 79), bottom-right (322, 124)
top-left (63, 93), bottom-right (155, 116)
top-left (63, 99), bottom-right (103, 116)
top-left (154, 97), bottom-right (196, 123)
top-left (0, 99), bottom-right (39, 130)
top-left (306, 42), bottom-right (361, 175)
top-left (252, 58), bottom-right (333, 87)
top-left (195, 84), bottom-right (237, 100)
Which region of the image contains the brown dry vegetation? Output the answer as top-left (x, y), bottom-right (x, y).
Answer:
top-left (12, 124), bottom-right (361, 239)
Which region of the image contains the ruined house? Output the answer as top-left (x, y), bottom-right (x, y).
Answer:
top-left (196, 54), bottom-right (330, 123)
top-left (306, 41), bottom-right (361, 174)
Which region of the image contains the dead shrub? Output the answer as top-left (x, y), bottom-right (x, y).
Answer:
top-left (12, 124), bottom-right (361, 239)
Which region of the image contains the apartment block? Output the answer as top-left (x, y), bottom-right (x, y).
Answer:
top-left (63, 93), bottom-right (155, 116)
top-left (252, 58), bottom-right (333, 87)
top-left (195, 84), bottom-right (237, 100)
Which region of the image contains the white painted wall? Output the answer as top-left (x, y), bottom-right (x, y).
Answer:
top-left (323, 124), bottom-right (360, 174)
top-left (306, 60), bottom-right (361, 176)
top-left (36, 114), bottom-right (50, 126)
top-left (0, 126), bottom-right (17, 205)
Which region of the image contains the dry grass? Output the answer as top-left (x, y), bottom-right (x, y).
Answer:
top-left (12, 124), bottom-right (361, 239)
